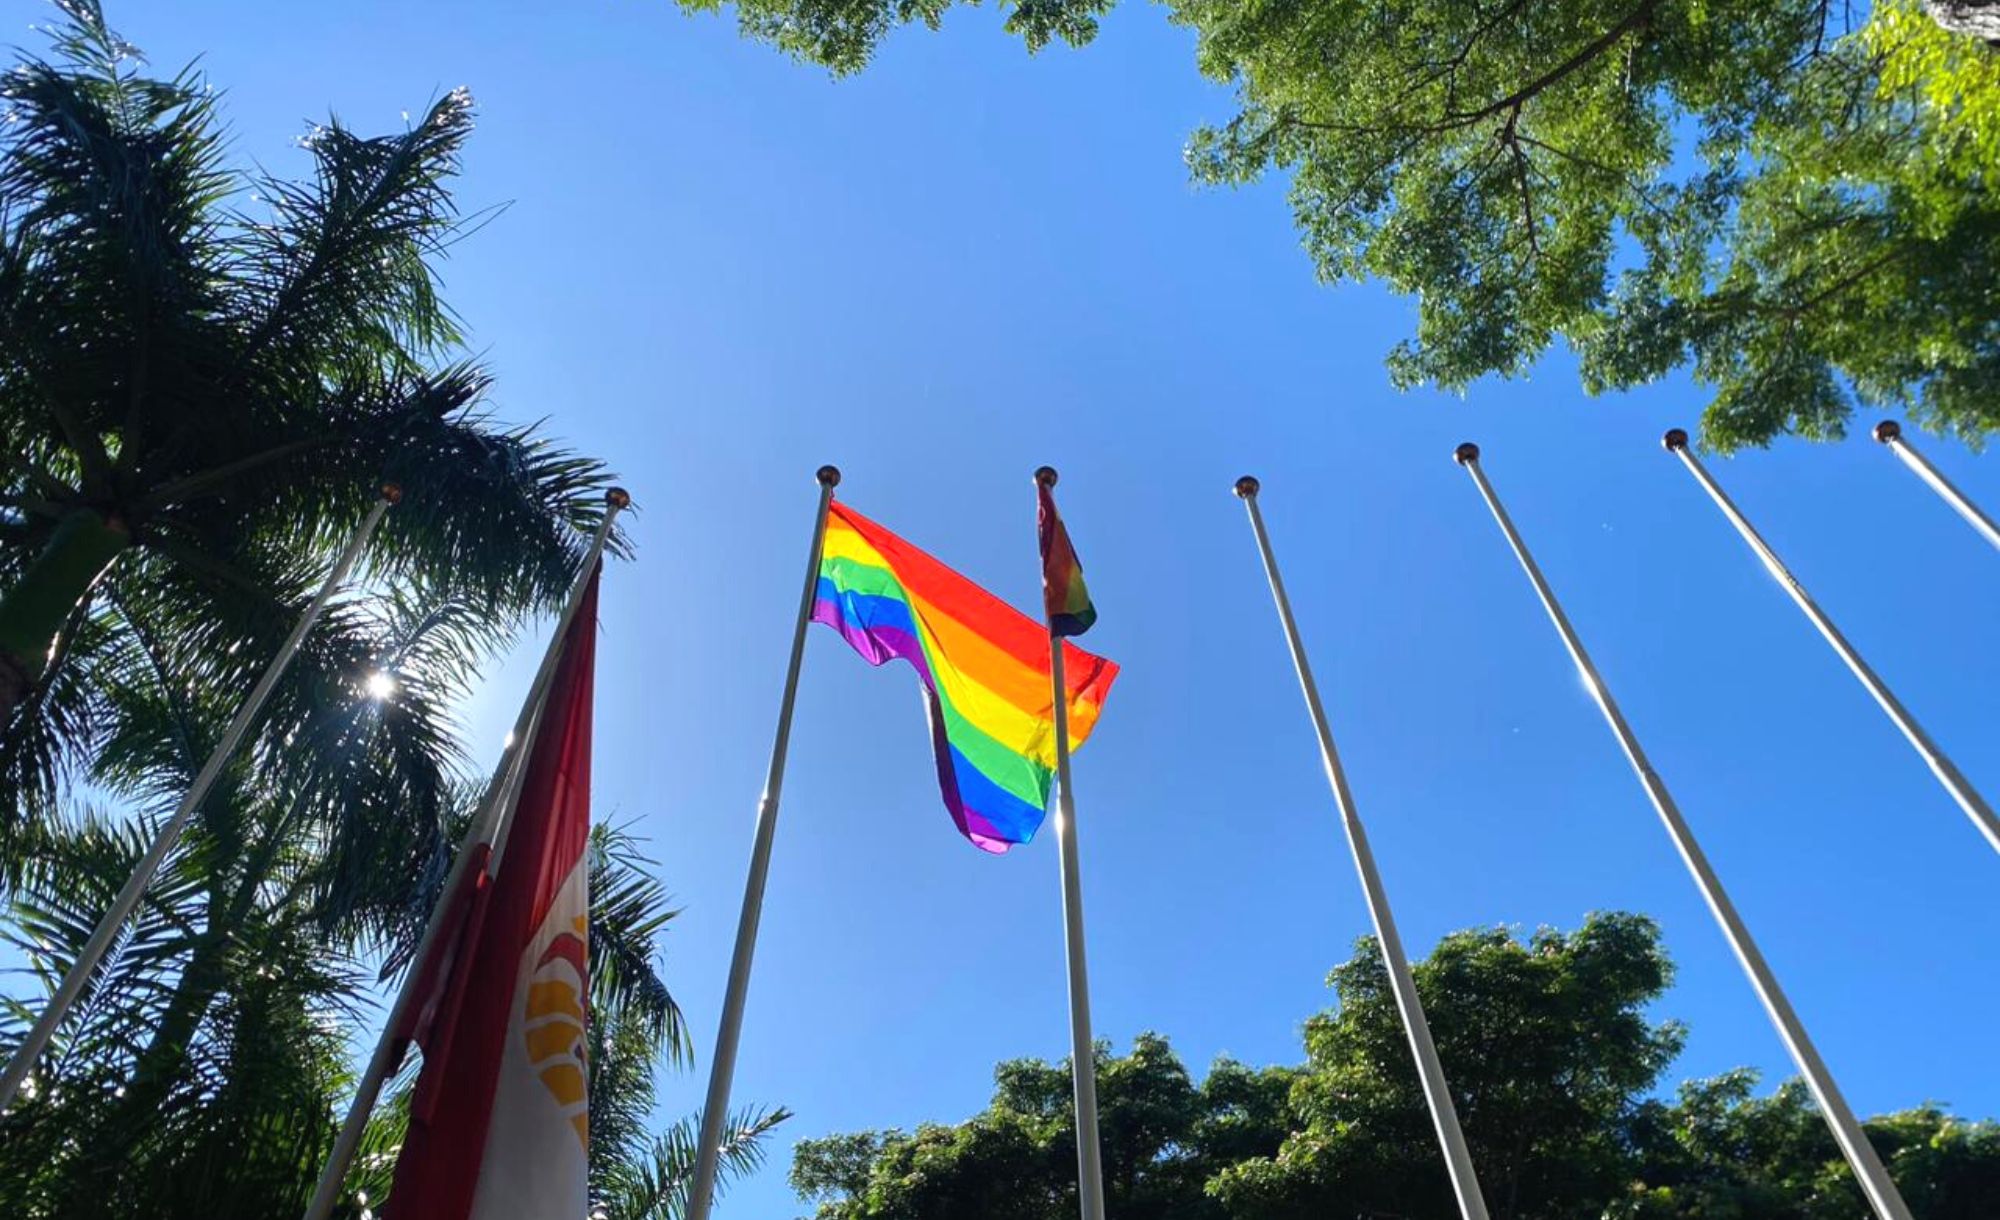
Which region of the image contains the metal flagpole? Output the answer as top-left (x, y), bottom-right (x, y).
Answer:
top-left (685, 465), bottom-right (840, 1220)
top-left (1873, 420), bottom-right (2000, 553)
top-left (1036, 468), bottom-right (1109, 1220)
top-left (1453, 443), bottom-right (1915, 1220)
top-left (1663, 429), bottom-right (2000, 857)
top-left (1, 485), bottom-right (402, 1114)
top-left (1232, 476), bottom-right (1492, 1220)
top-left (302, 488), bottom-right (628, 1220)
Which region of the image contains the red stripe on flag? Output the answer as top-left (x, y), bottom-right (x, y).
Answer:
top-left (391, 844), bottom-right (494, 1121)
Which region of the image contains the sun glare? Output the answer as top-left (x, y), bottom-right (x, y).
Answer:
top-left (365, 671), bottom-right (397, 701)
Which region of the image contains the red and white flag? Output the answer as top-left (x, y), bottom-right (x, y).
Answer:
top-left (386, 569), bottom-right (599, 1220)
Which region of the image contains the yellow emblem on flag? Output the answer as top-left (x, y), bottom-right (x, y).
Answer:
top-left (523, 913), bottom-right (590, 1148)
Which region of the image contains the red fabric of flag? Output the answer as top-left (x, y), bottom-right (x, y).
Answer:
top-left (386, 568), bottom-right (599, 1220)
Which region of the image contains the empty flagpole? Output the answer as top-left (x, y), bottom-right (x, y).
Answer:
top-left (1049, 642), bottom-right (1110, 1220)
top-left (1035, 467), bottom-right (1109, 1220)
top-left (685, 465), bottom-right (840, 1220)
top-left (303, 488), bottom-right (628, 1220)
top-left (1453, 443), bottom-right (1914, 1220)
top-left (1, 485), bottom-right (401, 1115)
top-left (1663, 429), bottom-right (2000, 857)
top-left (1232, 476), bottom-right (1493, 1220)
top-left (1873, 420), bottom-right (2000, 553)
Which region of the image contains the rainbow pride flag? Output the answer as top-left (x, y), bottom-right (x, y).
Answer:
top-left (1037, 480), bottom-right (1097, 637)
top-left (812, 501), bottom-right (1119, 853)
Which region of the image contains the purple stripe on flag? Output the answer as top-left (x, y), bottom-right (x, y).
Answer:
top-left (814, 596), bottom-right (1014, 850)
top-left (812, 599), bottom-right (934, 683)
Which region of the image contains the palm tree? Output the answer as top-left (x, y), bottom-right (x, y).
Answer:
top-left (0, 594), bottom-right (779, 1217)
top-left (1, 576), bottom-right (512, 1215)
top-left (0, 1), bottom-right (619, 846)
top-left (0, 9), bottom-right (781, 1216)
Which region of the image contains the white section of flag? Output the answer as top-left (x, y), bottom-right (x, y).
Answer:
top-left (468, 856), bottom-right (589, 1220)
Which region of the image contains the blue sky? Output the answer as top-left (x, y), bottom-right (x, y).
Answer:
top-left (11, 1), bottom-right (1999, 1213)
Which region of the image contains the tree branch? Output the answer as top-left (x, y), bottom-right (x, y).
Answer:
top-left (1500, 108), bottom-right (1542, 260)
top-left (1512, 133), bottom-right (1675, 220)
top-left (1438, 1), bottom-right (1657, 128)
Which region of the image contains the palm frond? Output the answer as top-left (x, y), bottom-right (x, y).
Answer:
top-left (0, 592), bottom-right (113, 855)
top-left (225, 87), bottom-right (473, 385)
top-left (122, 914), bottom-right (361, 1217)
top-left (588, 1005), bottom-right (668, 1197)
top-left (597, 1105), bottom-right (793, 1220)
top-left (0, 803), bottom-right (209, 1200)
top-left (334, 1060), bottom-right (416, 1220)
top-left (588, 822), bottom-right (689, 1064)
top-left (0, 0), bottom-right (230, 481)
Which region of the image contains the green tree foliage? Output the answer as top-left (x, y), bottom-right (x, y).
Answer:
top-left (0, 10), bottom-right (772, 1215)
top-left (1215, 915), bottom-right (1683, 1218)
top-left (582, 825), bottom-right (792, 1220)
top-left (1613, 1072), bottom-right (2000, 1218)
top-left (0, 0), bottom-right (621, 805)
top-left (677, 0), bottom-right (1114, 74)
top-left (792, 913), bottom-right (2000, 1220)
top-left (0, 585), bottom-right (508, 1219)
top-left (2, 772), bottom-right (779, 1220)
top-left (791, 1032), bottom-right (1298, 1220)
top-left (682, 0), bottom-right (2000, 450)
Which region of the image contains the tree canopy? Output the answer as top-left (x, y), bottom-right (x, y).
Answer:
top-left (682, 0), bottom-right (2000, 451)
top-left (791, 913), bottom-right (2000, 1220)
top-left (1, 9), bottom-right (779, 1217)
top-left (0, 0), bottom-right (622, 815)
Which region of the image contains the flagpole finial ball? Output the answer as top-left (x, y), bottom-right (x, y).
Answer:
top-left (1662, 428), bottom-right (1690, 452)
top-left (816, 465), bottom-right (841, 488)
top-left (379, 482), bottom-right (403, 505)
top-left (606, 487), bottom-right (632, 509)
top-left (1233, 475), bottom-right (1260, 499)
top-left (1035, 466), bottom-right (1059, 488)
top-left (1872, 420), bottom-right (1902, 444)
top-left (1452, 443), bottom-right (1480, 466)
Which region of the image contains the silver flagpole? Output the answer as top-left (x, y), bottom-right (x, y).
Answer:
top-left (1873, 420), bottom-right (2000, 553)
top-left (1035, 467), bottom-right (1109, 1220)
top-left (685, 465), bottom-right (839, 1220)
top-left (1453, 443), bottom-right (1914, 1220)
top-left (1664, 429), bottom-right (2000, 857)
top-left (302, 488), bottom-right (628, 1220)
top-left (1, 485), bottom-right (401, 1114)
top-left (1233, 476), bottom-right (1492, 1220)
